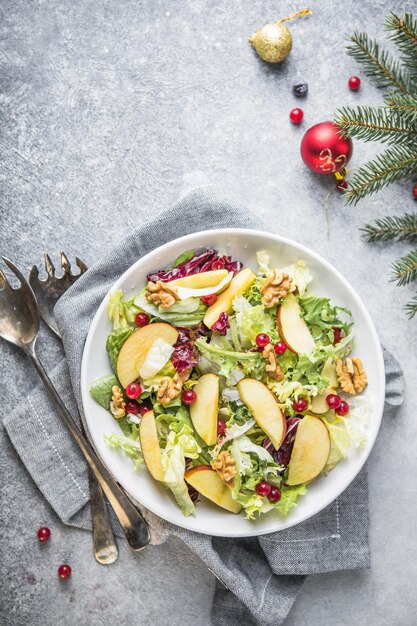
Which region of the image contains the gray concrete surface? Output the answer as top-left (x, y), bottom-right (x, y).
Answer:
top-left (1, 0), bottom-right (416, 624)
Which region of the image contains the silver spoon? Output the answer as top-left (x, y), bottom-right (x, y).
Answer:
top-left (0, 257), bottom-right (150, 552)
top-left (30, 252), bottom-right (118, 565)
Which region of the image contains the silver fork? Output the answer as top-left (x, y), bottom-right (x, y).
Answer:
top-left (30, 252), bottom-right (119, 565)
top-left (0, 257), bottom-right (150, 552)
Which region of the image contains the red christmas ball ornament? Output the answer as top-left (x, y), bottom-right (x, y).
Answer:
top-left (300, 121), bottom-right (353, 176)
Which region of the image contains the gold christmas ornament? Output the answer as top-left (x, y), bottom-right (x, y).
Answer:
top-left (249, 8), bottom-right (312, 64)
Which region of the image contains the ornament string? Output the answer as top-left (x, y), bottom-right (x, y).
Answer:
top-left (276, 8), bottom-right (312, 25)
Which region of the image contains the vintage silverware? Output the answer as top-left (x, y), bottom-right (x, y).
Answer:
top-left (30, 252), bottom-right (119, 565)
top-left (0, 257), bottom-right (150, 552)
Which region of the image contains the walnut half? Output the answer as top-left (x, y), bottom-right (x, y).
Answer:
top-left (262, 344), bottom-right (284, 381)
top-left (111, 385), bottom-right (126, 418)
top-left (146, 280), bottom-right (180, 309)
top-left (211, 450), bottom-right (237, 486)
top-left (336, 357), bottom-right (368, 395)
top-left (157, 369), bottom-right (191, 404)
top-left (261, 272), bottom-right (292, 308)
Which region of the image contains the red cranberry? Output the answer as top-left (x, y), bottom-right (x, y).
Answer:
top-left (336, 400), bottom-right (350, 416)
top-left (274, 341), bottom-right (287, 355)
top-left (201, 293), bottom-right (217, 306)
top-left (336, 180), bottom-right (348, 193)
top-left (182, 389), bottom-right (197, 405)
top-left (255, 333), bottom-right (270, 348)
top-left (126, 382), bottom-right (142, 400)
top-left (333, 327), bottom-right (343, 345)
top-left (58, 564), bottom-right (71, 580)
top-left (289, 108), bottom-right (304, 124)
top-left (125, 401), bottom-right (140, 414)
top-left (37, 527), bottom-right (51, 542)
top-left (268, 487), bottom-right (282, 503)
top-left (255, 481), bottom-right (272, 497)
top-left (217, 419), bottom-right (227, 437)
top-left (293, 397), bottom-right (308, 412)
top-left (138, 404), bottom-right (151, 416)
top-left (326, 393), bottom-right (341, 410)
top-left (135, 312), bottom-right (150, 327)
top-left (413, 183), bottom-right (417, 199)
top-left (348, 76), bottom-right (361, 91)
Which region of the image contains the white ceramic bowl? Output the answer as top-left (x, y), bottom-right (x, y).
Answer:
top-left (81, 229), bottom-right (385, 537)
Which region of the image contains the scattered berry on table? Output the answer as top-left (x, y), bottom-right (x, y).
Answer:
top-left (255, 481), bottom-right (272, 497)
top-left (135, 312), bottom-right (150, 327)
top-left (336, 400), bottom-right (350, 416)
top-left (201, 293), bottom-right (217, 306)
top-left (292, 82), bottom-right (308, 98)
top-left (274, 341), bottom-right (287, 355)
top-left (125, 401), bottom-right (140, 415)
top-left (255, 333), bottom-right (270, 348)
top-left (293, 397), bottom-right (308, 412)
top-left (37, 527), bottom-right (51, 542)
top-left (182, 389), bottom-right (197, 405)
top-left (289, 108), bottom-right (304, 124)
top-left (348, 76), bottom-right (361, 91)
top-left (326, 393), bottom-right (341, 410)
top-left (217, 419), bottom-right (227, 437)
top-left (58, 564), bottom-right (71, 580)
top-left (267, 487), bottom-right (282, 503)
top-left (125, 382), bottom-right (142, 400)
top-left (413, 183), bottom-right (417, 199)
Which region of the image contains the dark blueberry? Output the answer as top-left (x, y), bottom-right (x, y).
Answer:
top-left (293, 82), bottom-right (308, 98)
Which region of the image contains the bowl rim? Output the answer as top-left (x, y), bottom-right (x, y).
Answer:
top-left (81, 227), bottom-right (385, 537)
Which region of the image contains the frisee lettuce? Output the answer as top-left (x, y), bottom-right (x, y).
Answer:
top-left (107, 290), bottom-right (139, 329)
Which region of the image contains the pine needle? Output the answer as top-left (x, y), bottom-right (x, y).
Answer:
top-left (385, 12), bottom-right (417, 76)
top-left (391, 249), bottom-right (417, 286)
top-left (361, 214), bottom-right (417, 242)
top-left (335, 105), bottom-right (417, 144)
top-left (347, 31), bottom-right (413, 94)
top-left (384, 91), bottom-right (417, 124)
top-left (345, 145), bottom-right (417, 204)
top-left (405, 295), bottom-right (417, 319)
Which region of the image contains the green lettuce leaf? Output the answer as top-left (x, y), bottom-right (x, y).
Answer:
top-left (299, 296), bottom-right (352, 343)
top-left (274, 484), bottom-right (307, 516)
top-left (104, 431), bottom-right (143, 470)
top-left (107, 290), bottom-right (140, 329)
top-left (172, 249), bottom-right (196, 267)
top-left (90, 374), bottom-right (119, 410)
top-left (106, 327), bottom-right (136, 373)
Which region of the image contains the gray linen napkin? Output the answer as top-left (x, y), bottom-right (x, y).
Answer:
top-left (3, 186), bottom-right (404, 626)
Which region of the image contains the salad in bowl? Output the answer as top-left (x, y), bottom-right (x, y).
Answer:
top-left (90, 247), bottom-right (370, 520)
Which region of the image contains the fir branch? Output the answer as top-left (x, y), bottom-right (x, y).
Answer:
top-left (345, 145), bottom-right (417, 204)
top-left (385, 12), bottom-right (417, 76)
top-left (391, 249), bottom-right (417, 286)
top-left (384, 91), bottom-right (417, 124)
top-left (335, 105), bottom-right (417, 144)
top-left (405, 295), bottom-right (417, 319)
top-left (361, 213), bottom-right (417, 242)
top-left (346, 31), bottom-right (412, 94)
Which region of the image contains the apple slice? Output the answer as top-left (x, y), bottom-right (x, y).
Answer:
top-left (185, 466), bottom-right (242, 513)
top-left (168, 269), bottom-right (229, 289)
top-left (311, 359), bottom-right (338, 414)
top-left (277, 292), bottom-right (315, 355)
top-left (139, 410), bottom-right (164, 482)
top-left (117, 322), bottom-right (178, 388)
top-left (237, 378), bottom-right (286, 449)
top-left (287, 414), bottom-right (330, 485)
top-left (203, 268), bottom-right (256, 329)
top-left (189, 373), bottom-right (219, 446)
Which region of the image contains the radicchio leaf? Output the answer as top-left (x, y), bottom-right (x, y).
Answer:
top-left (147, 249), bottom-right (242, 283)
top-left (172, 327), bottom-right (199, 372)
top-left (211, 312), bottom-right (230, 336)
top-left (262, 416), bottom-right (302, 468)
